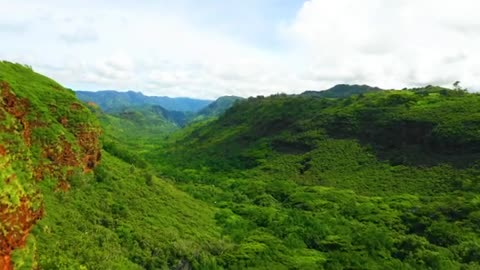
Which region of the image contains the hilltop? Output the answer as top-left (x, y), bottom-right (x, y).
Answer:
top-left (196, 96), bottom-right (244, 118)
top-left (302, 84), bottom-right (383, 98)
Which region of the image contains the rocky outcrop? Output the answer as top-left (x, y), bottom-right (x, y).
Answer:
top-left (0, 62), bottom-right (102, 269)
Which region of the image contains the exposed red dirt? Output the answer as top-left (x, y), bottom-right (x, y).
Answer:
top-left (87, 101), bottom-right (99, 108)
top-left (1, 81), bottom-right (31, 146)
top-left (55, 180), bottom-right (71, 192)
top-left (77, 126), bottom-right (102, 172)
top-left (0, 195), bottom-right (44, 270)
top-left (70, 102), bottom-right (82, 111)
top-left (60, 117), bottom-right (68, 127)
top-left (35, 138), bottom-right (80, 184)
top-left (0, 254), bottom-right (12, 270)
top-left (0, 145), bottom-right (6, 156)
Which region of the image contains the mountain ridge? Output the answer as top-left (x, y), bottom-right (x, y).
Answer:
top-left (302, 84), bottom-right (383, 98)
top-left (196, 95), bottom-right (244, 118)
top-left (76, 90), bottom-right (213, 113)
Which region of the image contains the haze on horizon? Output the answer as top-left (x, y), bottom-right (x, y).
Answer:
top-left (0, 0), bottom-right (479, 99)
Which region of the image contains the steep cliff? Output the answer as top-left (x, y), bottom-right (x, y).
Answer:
top-left (0, 62), bottom-right (101, 269)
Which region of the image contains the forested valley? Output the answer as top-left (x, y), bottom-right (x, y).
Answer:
top-left (1, 61), bottom-right (480, 269)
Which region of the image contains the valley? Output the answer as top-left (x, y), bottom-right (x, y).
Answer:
top-left (1, 61), bottom-right (480, 269)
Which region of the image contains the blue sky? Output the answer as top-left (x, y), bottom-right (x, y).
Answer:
top-left (1, 0), bottom-right (479, 98)
top-left (172, 0), bottom-right (305, 49)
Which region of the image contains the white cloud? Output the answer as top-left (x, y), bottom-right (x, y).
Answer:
top-left (59, 27), bottom-right (98, 43)
top-left (0, 0), bottom-right (479, 98)
top-left (285, 0), bottom-right (480, 90)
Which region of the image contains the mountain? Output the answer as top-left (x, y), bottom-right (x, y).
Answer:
top-left (76, 90), bottom-right (213, 112)
top-left (302, 84), bottom-right (383, 98)
top-left (196, 95), bottom-right (244, 118)
top-left (145, 87), bottom-right (480, 268)
top-left (152, 86), bottom-right (480, 179)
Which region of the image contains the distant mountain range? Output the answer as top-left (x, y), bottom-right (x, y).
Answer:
top-left (77, 90), bottom-right (245, 126)
top-left (76, 90), bottom-right (213, 112)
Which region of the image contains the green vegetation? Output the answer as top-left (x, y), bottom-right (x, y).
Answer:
top-left (301, 84), bottom-right (383, 98)
top-left (146, 87), bottom-right (480, 268)
top-left (96, 105), bottom-right (179, 155)
top-left (2, 61), bottom-right (480, 269)
top-left (0, 61), bottom-right (101, 269)
top-left (81, 93), bottom-right (244, 127)
top-left (34, 151), bottom-right (226, 269)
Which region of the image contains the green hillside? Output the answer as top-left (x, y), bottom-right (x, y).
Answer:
top-left (0, 61), bottom-right (101, 269)
top-left (34, 151), bottom-right (226, 269)
top-left (196, 96), bottom-right (245, 118)
top-left (94, 105), bottom-right (181, 169)
top-left (145, 87), bottom-right (480, 269)
top-left (302, 84), bottom-right (383, 98)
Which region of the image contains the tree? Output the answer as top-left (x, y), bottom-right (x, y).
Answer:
top-left (453, 81), bottom-right (467, 91)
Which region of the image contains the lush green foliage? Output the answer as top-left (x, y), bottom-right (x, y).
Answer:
top-left (0, 61), bottom-right (101, 269)
top-left (301, 84), bottom-right (383, 98)
top-left (196, 96), bottom-right (245, 119)
top-left (3, 61), bottom-right (480, 269)
top-left (145, 87), bottom-right (480, 268)
top-left (34, 151), bottom-right (226, 269)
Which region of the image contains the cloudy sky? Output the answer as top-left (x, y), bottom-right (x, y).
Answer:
top-left (0, 0), bottom-right (478, 99)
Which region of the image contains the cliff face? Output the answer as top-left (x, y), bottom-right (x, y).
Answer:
top-left (0, 62), bottom-right (101, 269)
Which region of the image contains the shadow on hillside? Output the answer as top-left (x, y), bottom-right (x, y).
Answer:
top-left (371, 144), bottom-right (480, 169)
top-left (325, 118), bottom-right (480, 169)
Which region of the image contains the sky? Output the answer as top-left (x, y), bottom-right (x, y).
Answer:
top-left (0, 0), bottom-right (479, 99)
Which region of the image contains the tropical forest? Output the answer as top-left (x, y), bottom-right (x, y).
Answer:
top-left (1, 61), bottom-right (480, 269)
top-left (2, 1), bottom-right (480, 269)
